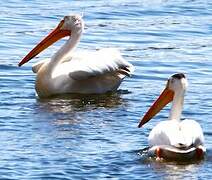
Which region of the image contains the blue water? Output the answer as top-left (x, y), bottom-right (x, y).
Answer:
top-left (0, 0), bottom-right (212, 179)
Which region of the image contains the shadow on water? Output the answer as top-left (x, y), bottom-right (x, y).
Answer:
top-left (32, 90), bottom-right (131, 127)
top-left (136, 147), bottom-right (212, 179)
top-left (36, 90), bottom-right (131, 113)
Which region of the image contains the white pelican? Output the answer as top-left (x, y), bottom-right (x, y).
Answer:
top-left (138, 73), bottom-right (205, 160)
top-left (18, 14), bottom-right (134, 98)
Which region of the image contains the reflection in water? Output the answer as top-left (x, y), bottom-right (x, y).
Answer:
top-left (138, 147), bottom-right (206, 179)
top-left (31, 90), bottom-right (132, 153)
top-left (36, 90), bottom-right (129, 113)
top-left (152, 161), bottom-right (203, 179)
top-left (1, 0), bottom-right (212, 178)
top-left (34, 90), bottom-right (130, 126)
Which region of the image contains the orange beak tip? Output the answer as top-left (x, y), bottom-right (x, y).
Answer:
top-left (18, 20), bottom-right (70, 67)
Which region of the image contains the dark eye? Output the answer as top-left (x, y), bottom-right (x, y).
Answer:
top-left (71, 16), bottom-right (77, 22)
top-left (64, 16), bottom-right (69, 21)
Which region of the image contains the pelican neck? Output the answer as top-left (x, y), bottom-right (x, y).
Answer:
top-left (168, 89), bottom-right (185, 121)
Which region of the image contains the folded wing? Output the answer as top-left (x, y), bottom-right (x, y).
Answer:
top-left (66, 48), bottom-right (134, 80)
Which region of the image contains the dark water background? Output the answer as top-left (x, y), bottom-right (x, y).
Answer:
top-left (0, 0), bottom-right (212, 179)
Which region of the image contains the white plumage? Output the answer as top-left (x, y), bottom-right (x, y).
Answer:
top-left (148, 119), bottom-right (204, 148)
top-left (52, 48), bottom-right (134, 80)
top-left (138, 73), bottom-right (205, 160)
top-left (19, 14), bottom-right (134, 97)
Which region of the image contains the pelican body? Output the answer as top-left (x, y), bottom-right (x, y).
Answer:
top-left (18, 14), bottom-right (134, 98)
top-left (138, 73), bottom-right (205, 160)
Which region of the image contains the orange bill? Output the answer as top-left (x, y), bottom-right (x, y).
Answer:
top-left (18, 20), bottom-right (71, 67)
top-left (138, 87), bottom-right (174, 128)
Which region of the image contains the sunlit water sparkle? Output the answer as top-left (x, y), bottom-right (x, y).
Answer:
top-left (0, 0), bottom-right (212, 179)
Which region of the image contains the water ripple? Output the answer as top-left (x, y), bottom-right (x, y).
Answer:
top-left (0, 0), bottom-right (211, 179)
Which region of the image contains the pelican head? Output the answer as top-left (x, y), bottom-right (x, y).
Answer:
top-left (138, 73), bottom-right (188, 128)
top-left (62, 14), bottom-right (84, 33)
top-left (167, 73), bottom-right (188, 94)
top-left (18, 14), bottom-right (84, 67)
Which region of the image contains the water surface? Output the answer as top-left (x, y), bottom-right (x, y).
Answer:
top-left (0, 0), bottom-right (212, 179)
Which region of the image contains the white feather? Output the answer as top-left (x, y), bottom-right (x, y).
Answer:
top-left (26, 15), bottom-right (134, 97)
top-left (148, 119), bottom-right (204, 148)
top-left (52, 48), bottom-right (134, 80)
